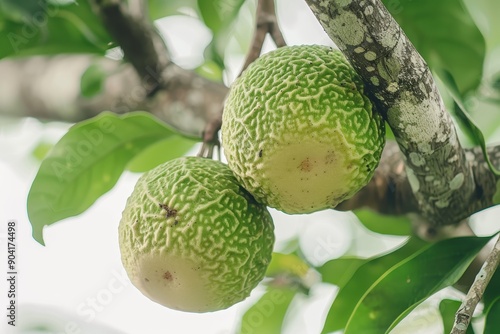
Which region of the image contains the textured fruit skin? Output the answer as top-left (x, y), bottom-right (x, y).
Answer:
top-left (222, 45), bottom-right (385, 214)
top-left (119, 157), bottom-right (275, 312)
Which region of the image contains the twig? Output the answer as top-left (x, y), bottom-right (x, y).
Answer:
top-left (199, 0), bottom-right (287, 156)
top-left (451, 234), bottom-right (500, 333)
top-left (241, 0), bottom-right (286, 71)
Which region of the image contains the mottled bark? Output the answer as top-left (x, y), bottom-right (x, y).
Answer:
top-left (337, 142), bottom-right (499, 218)
top-left (304, 0), bottom-right (489, 226)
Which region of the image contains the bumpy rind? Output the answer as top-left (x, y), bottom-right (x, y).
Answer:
top-left (222, 45), bottom-right (385, 213)
top-left (119, 157), bottom-right (275, 312)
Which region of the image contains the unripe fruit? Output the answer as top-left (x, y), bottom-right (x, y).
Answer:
top-left (119, 157), bottom-right (275, 312)
top-left (222, 45), bottom-right (385, 214)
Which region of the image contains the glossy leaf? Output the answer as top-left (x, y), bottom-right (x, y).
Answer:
top-left (80, 64), bottom-right (107, 98)
top-left (383, 0), bottom-right (485, 94)
top-left (322, 237), bottom-right (427, 334)
top-left (318, 257), bottom-right (367, 288)
top-left (485, 297), bottom-right (500, 334)
top-left (354, 210), bottom-right (412, 236)
top-left (439, 299), bottom-right (475, 334)
top-left (126, 135), bottom-right (196, 173)
top-left (237, 286), bottom-right (296, 334)
top-left (27, 112), bottom-right (182, 245)
top-left (0, 0), bottom-right (112, 59)
top-left (344, 236), bottom-right (492, 334)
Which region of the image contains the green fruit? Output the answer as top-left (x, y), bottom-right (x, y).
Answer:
top-left (119, 157), bottom-right (275, 312)
top-left (222, 45), bottom-right (385, 214)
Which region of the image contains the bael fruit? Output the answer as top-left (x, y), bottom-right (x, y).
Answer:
top-left (222, 45), bottom-right (385, 214)
top-left (119, 157), bottom-right (275, 312)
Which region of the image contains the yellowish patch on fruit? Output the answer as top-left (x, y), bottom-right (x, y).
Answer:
top-left (222, 45), bottom-right (385, 214)
top-left (263, 141), bottom-right (359, 211)
top-left (119, 157), bottom-right (275, 312)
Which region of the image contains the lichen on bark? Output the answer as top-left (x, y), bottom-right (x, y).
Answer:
top-left (305, 0), bottom-right (479, 225)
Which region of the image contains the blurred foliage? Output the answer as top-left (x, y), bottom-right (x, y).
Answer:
top-left (0, 0), bottom-right (112, 58)
top-left (31, 141), bottom-right (54, 161)
top-left (80, 63), bottom-right (107, 98)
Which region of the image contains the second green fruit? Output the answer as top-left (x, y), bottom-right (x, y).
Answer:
top-left (222, 45), bottom-right (385, 214)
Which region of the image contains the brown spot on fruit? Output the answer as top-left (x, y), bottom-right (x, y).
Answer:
top-left (299, 158), bottom-right (313, 172)
top-left (163, 271), bottom-right (173, 281)
top-left (159, 203), bottom-right (178, 218)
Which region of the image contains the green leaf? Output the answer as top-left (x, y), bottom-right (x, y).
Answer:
top-left (354, 209), bottom-right (412, 236)
top-left (80, 63), bottom-right (107, 98)
top-left (384, 0), bottom-right (485, 94)
top-left (237, 286), bottom-right (296, 334)
top-left (485, 297), bottom-right (500, 334)
top-left (266, 252), bottom-right (310, 279)
top-left (27, 112), bottom-right (181, 245)
top-left (344, 236), bottom-right (492, 334)
top-left (439, 299), bottom-right (475, 334)
top-left (317, 257), bottom-right (367, 288)
top-left (0, 0), bottom-right (112, 59)
top-left (197, 0), bottom-right (245, 34)
top-left (126, 135), bottom-right (196, 172)
top-left (322, 237), bottom-right (428, 334)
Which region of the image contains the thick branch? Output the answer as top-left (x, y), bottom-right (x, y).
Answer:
top-left (0, 56), bottom-right (227, 138)
top-left (305, 0), bottom-right (477, 226)
top-left (337, 143), bottom-right (498, 217)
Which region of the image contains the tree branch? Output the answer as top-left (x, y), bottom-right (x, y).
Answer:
top-left (89, 0), bottom-right (168, 95)
top-left (304, 0), bottom-right (480, 226)
top-left (200, 0), bottom-right (287, 154)
top-left (87, 0), bottom-right (228, 138)
top-left (451, 235), bottom-right (500, 333)
top-left (336, 143), bottom-right (498, 218)
top-left (0, 0), bottom-right (498, 225)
